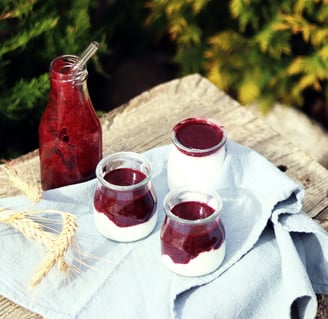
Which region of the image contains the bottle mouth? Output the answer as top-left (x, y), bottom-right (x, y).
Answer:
top-left (172, 117), bottom-right (227, 156)
top-left (96, 152), bottom-right (153, 191)
top-left (50, 55), bottom-right (88, 82)
top-left (163, 186), bottom-right (222, 225)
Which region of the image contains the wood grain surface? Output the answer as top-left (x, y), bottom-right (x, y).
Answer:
top-left (1, 74), bottom-right (327, 318)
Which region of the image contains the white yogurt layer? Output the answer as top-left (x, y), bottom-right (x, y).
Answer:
top-left (161, 240), bottom-right (226, 276)
top-left (93, 208), bottom-right (158, 242)
top-left (167, 146), bottom-right (226, 191)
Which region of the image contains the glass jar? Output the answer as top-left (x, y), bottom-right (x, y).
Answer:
top-left (39, 55), bottom-right (102, 190)
top-left (167, 117), bottom-right (227, 191)
top-left (93, 152), bottom-right (158, 242)
top-left (160, 187), bottom-right (226, 276)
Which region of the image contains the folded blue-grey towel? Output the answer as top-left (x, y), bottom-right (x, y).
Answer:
top-left (0, 141), bottom-right (327, 319)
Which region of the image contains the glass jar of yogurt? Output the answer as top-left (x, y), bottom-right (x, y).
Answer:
top-left (160, 187), bottom-right (226, 276)
top-left (167, 117), bottom-right (227, 191)
top-left (93, 152), bottom-right (157, 242)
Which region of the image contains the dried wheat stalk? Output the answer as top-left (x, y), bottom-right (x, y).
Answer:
top-left (0, 162), bottom-right (102, 288)
top-left (0, 209), bottom-right (77, 288)
top-left (29, 211), bottom-right (77, 288)
top-left (3, 212), bottom-right (69, 273)
top-left (1, 161), bottom-right (42, 202)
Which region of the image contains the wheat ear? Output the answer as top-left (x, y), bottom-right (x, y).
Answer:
top-left (29, 212), bottom-right (77, 288)
top-left (4, 214), bottom-right (48, 245)
top-left (1, 211), bottom-right (69, 273)
top-left (2, 162), bottom-right (42, 202)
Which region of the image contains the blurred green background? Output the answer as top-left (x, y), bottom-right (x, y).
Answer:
top-left (1, 0), bottom-right (328, 159)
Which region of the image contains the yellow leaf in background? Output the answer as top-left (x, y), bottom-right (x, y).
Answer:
top-left (289, 85), bottom-right (304, 106)
top-left (317, 4), bottom-right (328, 21)
top-left (298, 74), bottom-right (315, 90)
top-left (179, 24), bottom-right (201, 45)
top-left (166, 2), bottom-right (184, 16)
top-left (207, 34), bottom-right (220, 46)
top-left (302, 26), bottom-right (311, 42)
top-left (208, 31), bottom-right (243, 53)
top-left (238, 79), bottom-right (260, 104)
top-left (255, 25), bottom-right (274, 52)
top-left (288, 54), bottom-right (328, 79)
top-left (311, 28), bottom-right (328, 46)
top-left (298, 74), bottom-right (321, 91)
top-left (204, 48), bottom-right (215, 59)
top-left (281, 14), bottom-right (315, 41)
top-left (168, 17), bottom-right (187, 39)
top-left (207, 63), bottom-right (231, 91)
top-left (230, 0), bottom-right (244, 18)
top-left (190, 0), bottom-right (208, 14)
top-left (294, 0), bottom-right (308, 14)
top-left (287, 57), bottom-right (306, 75)
top-left (318, 45), bottom-right (328, 59)
top-left (272, 22), bottom-right (290, 31)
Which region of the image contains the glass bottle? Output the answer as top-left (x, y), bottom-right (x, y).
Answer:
top-left (167, 117), bottom-right (227, 191)
top-left (93, 152), bottom-right (158, 242)
top-left (160, 186), bottom-right (226, 276)
top-left (39, 55), bottom-right (102, 190)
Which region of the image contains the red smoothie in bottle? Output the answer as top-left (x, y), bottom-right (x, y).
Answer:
top-left (39, 55), bottom-right (102, 190)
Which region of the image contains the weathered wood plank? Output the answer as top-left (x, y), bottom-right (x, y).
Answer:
top-left (100, 74), bottom-right (328, 220)
top-left (4, 74), bottom-right (327, 214)
top-left (0, 296), bottom-right (42, 319)
top-left (1, 73), bottom-right (327, 318)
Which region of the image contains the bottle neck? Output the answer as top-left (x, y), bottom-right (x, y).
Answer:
top-left (49, 54), bottom-right (88, 84)
top-left (48, 54), bottom-right (90, 103)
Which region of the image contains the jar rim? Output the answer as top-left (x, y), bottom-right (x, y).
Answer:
top-left (50, 54), bottom-right (87, 82)
top-left (171, 117), bottom-right (227, 156)
top-left (163, 186), bottom-right (222, 225)
top-left (96, 151), bottom-right (153, 191)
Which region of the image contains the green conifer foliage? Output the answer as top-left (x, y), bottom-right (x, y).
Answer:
top-left (2, 0), bottom-right (328, 157)
top-left (146, 0), bottom-right (328, 112)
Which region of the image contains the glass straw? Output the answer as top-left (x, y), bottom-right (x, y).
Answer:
top-left (72, 41), bottom-right (99, 72)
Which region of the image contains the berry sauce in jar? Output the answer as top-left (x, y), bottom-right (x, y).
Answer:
top-left (167, 117), bottom-right (227, 191)
top-left (160, 187), bottom-right (226, 276)
top-left (94, 168), bottom-right (156, 227)
top-left (93, 152), bottom-right (157, 242)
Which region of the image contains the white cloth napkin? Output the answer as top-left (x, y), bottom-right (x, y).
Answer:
top-left (0, 141), bottom-right (327, 319)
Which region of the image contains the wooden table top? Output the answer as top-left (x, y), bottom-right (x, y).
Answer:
top-left (1, 74), bottom-right (327, 318)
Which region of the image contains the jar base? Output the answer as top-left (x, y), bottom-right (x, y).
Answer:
top-left (161, 241), bottom-right (226, 276)
top-left (93, 208), bottom-right (158, 242)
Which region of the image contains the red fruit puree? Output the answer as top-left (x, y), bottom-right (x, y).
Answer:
top-left (39, 55), bottom-right (102, 190)
top-left (93, 168), bottom-right (157, 227)
top-left (173, 118), bottom-right (224, 155)
top-left (160, 201), bottom-right (225, 264)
